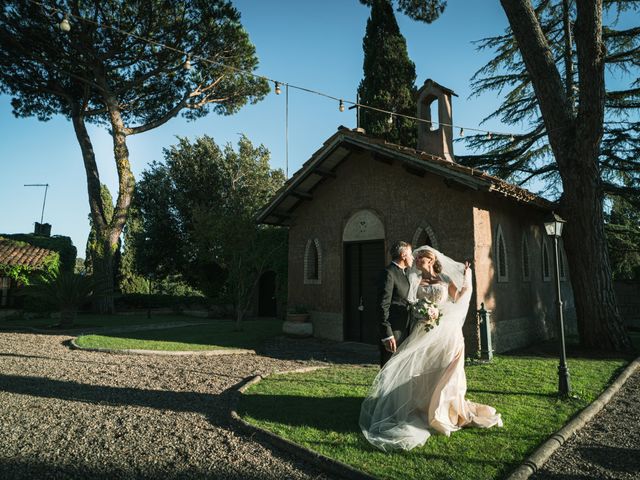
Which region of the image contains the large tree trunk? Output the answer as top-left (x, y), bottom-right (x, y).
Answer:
top-left (92, 236), bottom-right (117, 314)
top-left (561, 145), bottom-right (630, 350)
top-left (71, 100), bottom-right (133, 314)
top-left (501, 0), bottom-right (631, 351)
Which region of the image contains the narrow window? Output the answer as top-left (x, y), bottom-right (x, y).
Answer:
top-left (542, 240), bottom-right (551, 281)
top-left (521, 234), bottom-right (531, 281)
top-left (559, 240), bottom-right (567, 280)
top-left (496, 225), bottom-right (509, 283)
top-left (304, 239), bottom-right (322, 285)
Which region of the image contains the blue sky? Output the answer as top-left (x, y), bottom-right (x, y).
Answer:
top-left (0, 1), bottom-right (620, 253)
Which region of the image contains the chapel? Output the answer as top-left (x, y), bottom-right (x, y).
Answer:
top-left (257, 79), bottom-right (576, 353)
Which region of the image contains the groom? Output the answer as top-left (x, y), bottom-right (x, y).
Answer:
top-left (379, 241), bottom-right (414, 367)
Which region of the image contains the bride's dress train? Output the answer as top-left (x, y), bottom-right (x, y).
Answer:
top-left (359, 248), bottom-right (503, 452)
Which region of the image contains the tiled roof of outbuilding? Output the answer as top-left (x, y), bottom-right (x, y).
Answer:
top-left (0, 237), bottom-right (55, 269)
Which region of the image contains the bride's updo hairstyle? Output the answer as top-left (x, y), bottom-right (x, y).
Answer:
top-left (415, 249), bottom-right (442, 274)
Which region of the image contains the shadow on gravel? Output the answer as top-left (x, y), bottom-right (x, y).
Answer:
top-left (0, 373), bottom-right (233, 419)
top-left (0, 457), bottom-right (298, 480)
top-left (576, 445), bottom-right (640, 473)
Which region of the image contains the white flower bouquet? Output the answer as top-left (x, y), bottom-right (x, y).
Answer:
top-left (412, 298), bottom-right (443, 332)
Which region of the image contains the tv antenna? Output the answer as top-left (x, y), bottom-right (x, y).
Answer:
top-left (24, 183), bottom-right (49, 223)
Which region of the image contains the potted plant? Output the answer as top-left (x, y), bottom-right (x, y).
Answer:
top-left (286, 304), bottom-right (310, 323)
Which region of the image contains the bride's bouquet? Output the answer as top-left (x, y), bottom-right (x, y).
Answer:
top-left (412, 298), bottom-right (443, 332)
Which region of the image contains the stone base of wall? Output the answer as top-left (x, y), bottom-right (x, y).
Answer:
top-left (310, 311), bottom-right (343, 342)
top-left (493, 307), bottom-right (577, 353)
top-left (615, 281), bottom-right (640, 329)
top-left (492, 315), bottom-right (551, 353)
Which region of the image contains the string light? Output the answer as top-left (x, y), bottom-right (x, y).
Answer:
top-left (509, 134), bottom-right (515, 142)
top-left (58, 13), bottom-right (70, 32)
top-left (33, 0), bottom-right (526, 142)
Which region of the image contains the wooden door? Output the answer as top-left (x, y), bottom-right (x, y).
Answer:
top-left (258, 271), bottom-right (277, 317)
top-left (344, 241), bottom-right (385, 344)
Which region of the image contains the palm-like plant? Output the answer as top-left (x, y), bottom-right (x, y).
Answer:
top-left (26, 272), bottom-right (106, 328)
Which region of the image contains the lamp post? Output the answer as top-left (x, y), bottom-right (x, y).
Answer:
top-left (544, 212), bottom-right (571, 397)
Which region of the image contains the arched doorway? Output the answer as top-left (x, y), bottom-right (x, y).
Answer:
top-left (343, 210), bottom-right (386, 344)
top-left (258, 271), bottom-right (277, 317)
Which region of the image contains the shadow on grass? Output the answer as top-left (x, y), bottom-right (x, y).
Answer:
top-left (467, 388), bottom-right (557, 398)
top-left (239, 394), bottom-right (364, 433)
top-left (503, 335), bottom-right (638, 361)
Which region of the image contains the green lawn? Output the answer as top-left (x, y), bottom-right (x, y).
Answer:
top-left (238, 356), bottom-right (628, 480)
top-left (75, 318), bottom-right (282, 351)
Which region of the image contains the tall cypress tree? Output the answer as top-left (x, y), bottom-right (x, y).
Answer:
top-left (358, 0), bottom-right (417, 147)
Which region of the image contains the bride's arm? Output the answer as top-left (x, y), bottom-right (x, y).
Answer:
top-left (449, 262), bottom-right (471, 302)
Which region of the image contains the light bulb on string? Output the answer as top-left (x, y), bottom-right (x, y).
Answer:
top-left (59, 13), bottom-right (71, 32)
top-left (487, 132), bottom-right (493, 140)
top-left (339, 100), bottom-right (345, 112)
top-left (183, 54), bottom-right (192, 70)
top-left (274, 81), bottom-right (282, 95)
top-left (459, 128), bottom-right (464, 137)
top-left (509, 134), bottom-right (515, 142)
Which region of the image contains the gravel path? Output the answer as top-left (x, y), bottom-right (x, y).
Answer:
top-left (531, 369), bottom-right (640, 480)
top-left (0, 330), bottom-right (343, 480)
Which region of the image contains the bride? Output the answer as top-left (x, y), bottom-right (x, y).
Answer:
top-left (359, 246), bottom-right (503, 451)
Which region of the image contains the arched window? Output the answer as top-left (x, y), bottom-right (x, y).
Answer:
top-left (521, 233), bottom-right (531, 281)
top-left (304, 239), bottom-right (322, 285)
top-left (411, 223), bottom-right (439, 250)
top-left (495, 225), bottom-right (508, 283)
top-left (559, 240), bottom-right (567, 281)
top-left (542, 239), bottom-right (551, 282)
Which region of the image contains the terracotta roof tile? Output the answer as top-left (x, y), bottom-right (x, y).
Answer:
top-left (0, 238), bottom-right (55, 269)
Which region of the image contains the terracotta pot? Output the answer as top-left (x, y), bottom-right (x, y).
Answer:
top-left (286, 313), bottom-right (310, 323)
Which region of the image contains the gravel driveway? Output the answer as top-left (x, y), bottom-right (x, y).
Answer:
top-left (531, 369), bottom-right (640, 480)
top-left (0, 330), bottom-right (337, 480)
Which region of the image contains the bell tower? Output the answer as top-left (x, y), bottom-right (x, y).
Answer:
top-left (416, 79), bottom-right (458, 162)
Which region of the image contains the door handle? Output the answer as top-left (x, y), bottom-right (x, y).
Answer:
top-left (358, 296), bottom-right (364, 312)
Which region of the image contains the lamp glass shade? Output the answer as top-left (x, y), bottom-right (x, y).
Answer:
top-left (544, 213), bottom-right (566, 237)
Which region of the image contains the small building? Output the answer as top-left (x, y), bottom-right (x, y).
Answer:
top-left (258, 79), bottom-right (576, 353)
top-left (0, 237), bottom-right (57, 309)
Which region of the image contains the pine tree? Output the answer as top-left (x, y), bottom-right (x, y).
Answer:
top-left (0, 1), bottom-right (269, 313)
top-left (358, 0), bottom-right (417, 147)
top-left (396, 0), bottom-right (638, 350)
top-left (460, 0), bottom-right (639, 207)
top-left (85, 184), bottom-right (121, 291)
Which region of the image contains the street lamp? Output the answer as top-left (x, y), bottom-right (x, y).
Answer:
top-left (544, 212), bottom-right (571, 397)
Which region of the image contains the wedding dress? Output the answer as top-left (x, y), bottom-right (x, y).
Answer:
top-left (359, 246), bottom-right (503, 452)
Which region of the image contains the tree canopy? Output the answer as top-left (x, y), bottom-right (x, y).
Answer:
top-left (459, 0), bottom-right (639, 206)
top-left (358, 0), bottom-right (417, 146)
top-left (0, 0), bottom-right (270, 311)
top-left (134, 135), bottom-right (287, 324)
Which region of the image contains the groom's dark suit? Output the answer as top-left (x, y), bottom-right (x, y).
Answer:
top-left (379, 262), bottom-right (412, 367)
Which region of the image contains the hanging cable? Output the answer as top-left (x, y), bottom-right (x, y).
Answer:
top-left (29, 0), bottom-right (526, 141)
